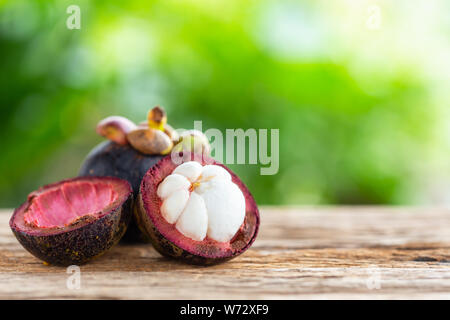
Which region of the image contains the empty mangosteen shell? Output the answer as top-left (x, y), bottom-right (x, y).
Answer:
top-left (135, 153), bottom-right (260, 265)
top-left (10, 177), bottom-right (133, 266)
top-left (79, 141), bottom-right (164, 242)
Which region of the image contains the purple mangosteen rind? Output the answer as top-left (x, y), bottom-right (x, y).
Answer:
top-left (136, 152), bottom-right (260, 265)
top-left (10, 176), bottom-right (133, 266)
top-left (79, 141), bottom-right (164, 242)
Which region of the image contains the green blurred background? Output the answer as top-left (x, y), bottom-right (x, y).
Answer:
top-left (1, 0), bottom-right (449, 207)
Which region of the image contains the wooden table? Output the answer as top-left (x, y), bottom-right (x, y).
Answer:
top-left (1, 207), bottom-right (449, 299)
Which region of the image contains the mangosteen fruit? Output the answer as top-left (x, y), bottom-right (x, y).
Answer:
top-left (79, 141), bottom-right (164, 242)
top-left (136, 153), bottom-right (260, 265)
top-left (79, 141), bottom-right (164, 205)
top-left (79, 106), bottom-right (211, 242)
top-left (10, 176), bottom-right (133, 266)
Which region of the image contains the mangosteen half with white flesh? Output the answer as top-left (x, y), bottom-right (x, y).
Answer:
top-left (136, 153), bottom-right (260, 265)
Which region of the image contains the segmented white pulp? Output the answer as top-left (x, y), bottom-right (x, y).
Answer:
top-left (157, 161), bottom-right (246, 242)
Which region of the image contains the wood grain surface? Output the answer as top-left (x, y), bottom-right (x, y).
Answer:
top-left (1, 207), bottom-right (449, 299)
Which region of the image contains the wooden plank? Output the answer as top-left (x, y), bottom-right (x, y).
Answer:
top-left (0, 207), bottom-right (449, 299)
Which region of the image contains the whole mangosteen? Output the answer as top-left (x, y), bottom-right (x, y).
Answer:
top-left (79, 106), bottom-right (211, 242)
top-left (10, 176), bottom-right (133, 266)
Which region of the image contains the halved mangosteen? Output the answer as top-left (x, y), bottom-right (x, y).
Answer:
top-left (136, 153), bottom-right (260, 265)
top-left (10, 176), bottom-right (133, 266)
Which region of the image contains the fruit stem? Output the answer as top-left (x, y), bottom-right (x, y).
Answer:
top-left (189, 182), bottom-right (201, 192)
top-left (148, 106), bottom-right (167, 131)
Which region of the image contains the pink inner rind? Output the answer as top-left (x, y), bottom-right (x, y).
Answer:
top-left (140, 153), bottom-right (260, 259)
top-left (23, 180), bottom-right (120, 229)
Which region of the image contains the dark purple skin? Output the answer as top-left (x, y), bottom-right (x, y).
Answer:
top-left (79, 141), bottom-right (163, 242)
top-left (136, 153), bottom-right (260, 265)
top-left (10, 177), bottom-right (133, 266)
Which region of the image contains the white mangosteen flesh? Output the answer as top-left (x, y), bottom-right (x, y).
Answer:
top-left (156, 161), bottom-right (246, 242)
